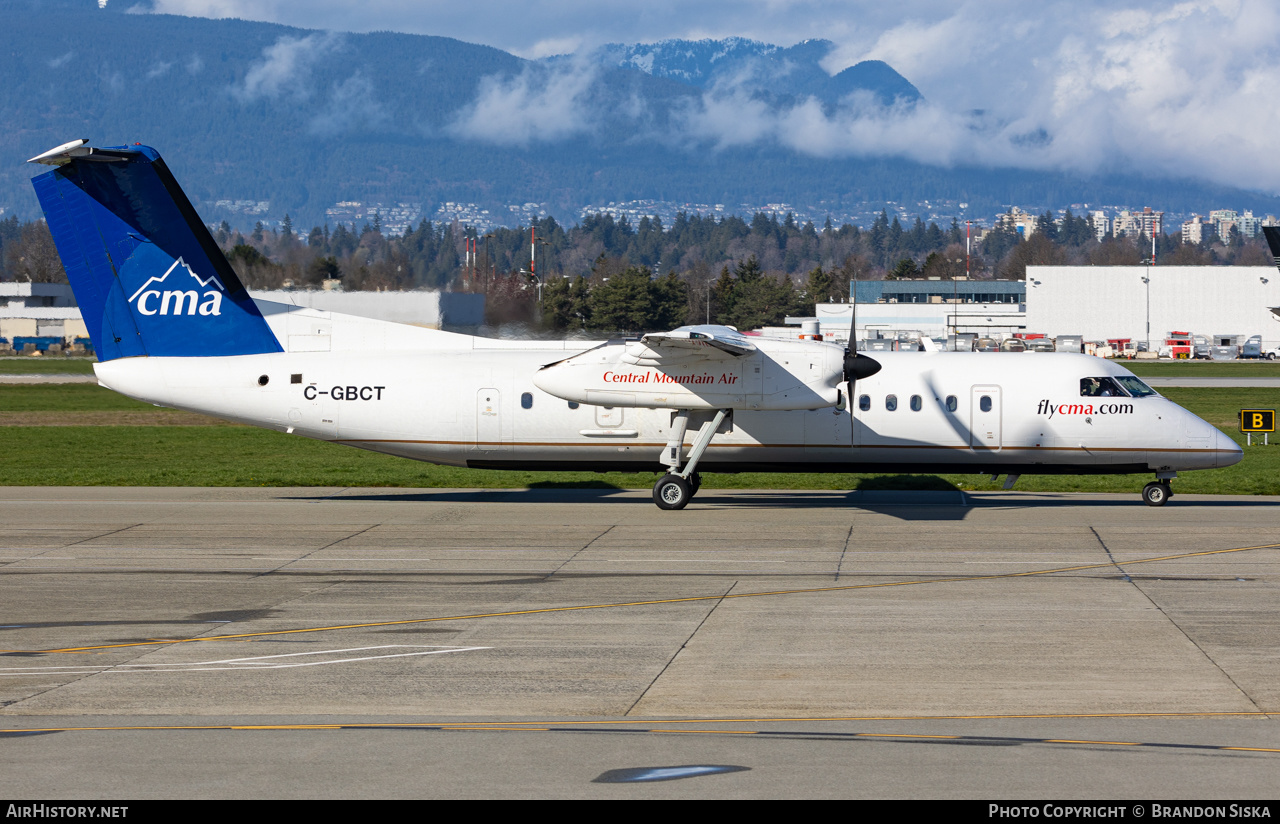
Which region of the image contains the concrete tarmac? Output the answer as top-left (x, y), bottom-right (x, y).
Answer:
top-left (1, 486), bottom-right (1278, 799)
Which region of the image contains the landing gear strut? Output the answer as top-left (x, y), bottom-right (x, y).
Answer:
top-left (652, 409), bottom-right (727, 510)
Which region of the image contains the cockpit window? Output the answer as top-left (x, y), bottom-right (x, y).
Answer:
top-left (1114, 376), bottom-right (1157, 398)
top-left (1080, 377), bottom-right (1128, 397)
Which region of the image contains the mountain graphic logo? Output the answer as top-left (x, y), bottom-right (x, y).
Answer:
top-left (127, 257), bottom-right (225, 317)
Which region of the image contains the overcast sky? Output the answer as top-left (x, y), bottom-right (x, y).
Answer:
top-left (146, 0), bottom-right (1280, 194)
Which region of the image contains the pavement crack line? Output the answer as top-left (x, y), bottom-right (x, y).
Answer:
top-left (834, 526), bottom-right (854, 582)
top-left (13, 540), bottom-right (1280, 655)
top-left (254, 524), bottom-right (381, 577)
top-left (624, 580), bottom-right (737, 717)
top-left (1089, 527), bottom-right (1266, 715)
top-left (305, 488), bottom-right (352, 503)
top-left (543, 525), bottom-right (615, 580)
top-left (2, 523), bottom-right (146, 568)
top-left (0, 578), bottom-right (356, 712)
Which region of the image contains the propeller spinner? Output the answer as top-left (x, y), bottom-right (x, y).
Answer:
top-left (843, 299), bottom-right (880, 383)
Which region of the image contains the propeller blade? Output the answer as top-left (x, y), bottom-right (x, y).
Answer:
top-left (842, 283), bottom-right (880, 382)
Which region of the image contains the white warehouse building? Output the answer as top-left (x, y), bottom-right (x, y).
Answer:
top-left (1025, 265), bottom-right (1280, 350)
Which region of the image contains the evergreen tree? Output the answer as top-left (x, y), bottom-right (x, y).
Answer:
top-left (888, 257), bottom-right (918, 280)
top-left (711, 265), bottom-right (735, 325)
top-left (909, 216), bottom-right (926, 254)
top-left (1036, 210), bottom-right (1059, 242)
top-left (924, 221), bottom-right (944, 251)
top-left (981, 224), bottom-right (1021, 263)
top-left (803, 265), bottom-right (835, 312)
top-left (306, 256), bottom-right (341, 285)
top-left (723, 256), bottom-right (800, 329)
top-left (649, 271), bottom-right (689, 330)
top-left (587, 266), bottom-right (658, 333)
top-left (886, 216), bottom-right (904, 266)
top-left (540, 275), bottom-right (590, 331)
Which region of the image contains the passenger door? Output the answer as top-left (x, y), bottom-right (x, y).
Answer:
top-left (970, 386), bottom-right (1002, 450)
top-left (474, 388), bottom-right (506, 452)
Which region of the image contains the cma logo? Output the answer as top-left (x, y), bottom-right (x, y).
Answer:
top-left (128, 257), bottom-right (225, 317)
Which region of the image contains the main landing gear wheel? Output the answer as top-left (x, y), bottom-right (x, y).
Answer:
top-left (688, 472), bottom-right (702, 495)
top-left (1142, 481), bottom-right (1171, 507)
top-left (653, 474), bottom-right (692, 510)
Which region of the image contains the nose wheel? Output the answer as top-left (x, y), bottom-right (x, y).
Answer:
top-left (1142, 481), bottom-right (1172, 507)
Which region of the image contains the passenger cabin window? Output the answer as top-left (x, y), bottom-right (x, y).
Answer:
top-left (859, 394), bottom-right (870, 412)
top-left (1080, 377), bottom-right (1128, 397)
top-left (980, 395), bottom-right (992, 412)
top-left (885, 394), bottom-right (898, 412)
top-left (909, 395), bottom-right (922, 412)
top-left (521, 392), bottom-right (533, 409)
top-left (946, 395), bottom-right (958, 412)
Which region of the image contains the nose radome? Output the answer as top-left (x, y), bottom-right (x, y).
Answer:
top-left (1216, 428), bottom-right (1244, 468)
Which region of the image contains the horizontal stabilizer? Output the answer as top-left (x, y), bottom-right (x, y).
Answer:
top-left (1264, 227), bottom-right (1280, 273)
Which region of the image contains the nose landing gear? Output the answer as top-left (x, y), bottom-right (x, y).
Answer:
top-left (1142, 471), bottom-right (1176, 506)
top-left (1142, 481), bottom-right (1172, 506)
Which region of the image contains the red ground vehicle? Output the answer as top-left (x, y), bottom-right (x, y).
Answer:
top-left (1107, 338), bottom-right (1134, 358)
top-left (1165, 331), bottom-right (1193, 359)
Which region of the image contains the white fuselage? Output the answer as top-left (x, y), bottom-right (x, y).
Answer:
top-left (92, 302), bottom-right (1241, 477)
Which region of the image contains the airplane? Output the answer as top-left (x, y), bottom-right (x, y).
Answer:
top-left (27, 140), bottom-right (1242, 509)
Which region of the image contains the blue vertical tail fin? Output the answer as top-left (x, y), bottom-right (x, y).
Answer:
top-left (28, 140), bottom-right (282, 361)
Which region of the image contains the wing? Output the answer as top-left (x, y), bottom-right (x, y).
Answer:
top-left (637, 324), bottom-right (756, 358)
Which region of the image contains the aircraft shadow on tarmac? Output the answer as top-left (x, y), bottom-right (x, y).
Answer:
top-left (286, 482), bottom-right (1280, 521)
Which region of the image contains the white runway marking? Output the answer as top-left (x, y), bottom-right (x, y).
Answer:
top-left (0, 645), bottom-right (490, 675)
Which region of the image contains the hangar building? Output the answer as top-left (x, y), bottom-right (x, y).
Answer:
top-left (1024, 266), bottom-right (1280, 350)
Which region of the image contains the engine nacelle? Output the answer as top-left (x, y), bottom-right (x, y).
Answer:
top-left (534, 337), bottom-right (846, 411)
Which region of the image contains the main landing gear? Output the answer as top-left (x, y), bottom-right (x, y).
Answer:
top-left (654, 473), bottom-right (699, 510)
top-left (1142, 471), bottom-right (1176, 507)
top-left (652, 409), bottom-right (726, 510)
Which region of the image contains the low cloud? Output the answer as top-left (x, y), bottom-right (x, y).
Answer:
top-left (309, 72), bottom-right (387, 136)
top-left (654, 0), bottom-right (1280, 194)
top-left (831, 0), bottom-right (1280, 192)
top-left (448, 61), bottom-right (600, 145)
top-left (233, 32), bottom-right (342, 102)
top-left (674, 85), bottom-right (1011, 169)
top-left (146, 0), bottom-right (1280, 193)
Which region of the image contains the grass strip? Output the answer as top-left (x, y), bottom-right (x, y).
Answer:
top-left (0, 384), bottom-right (163, 412)
top-left (1120, 361), bottom-right (1280, 377)
top-left (0, 358), bottom-right (97, 374)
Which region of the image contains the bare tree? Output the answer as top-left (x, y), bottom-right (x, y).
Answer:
top-left (3, 221), bottom-right (65, 283)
